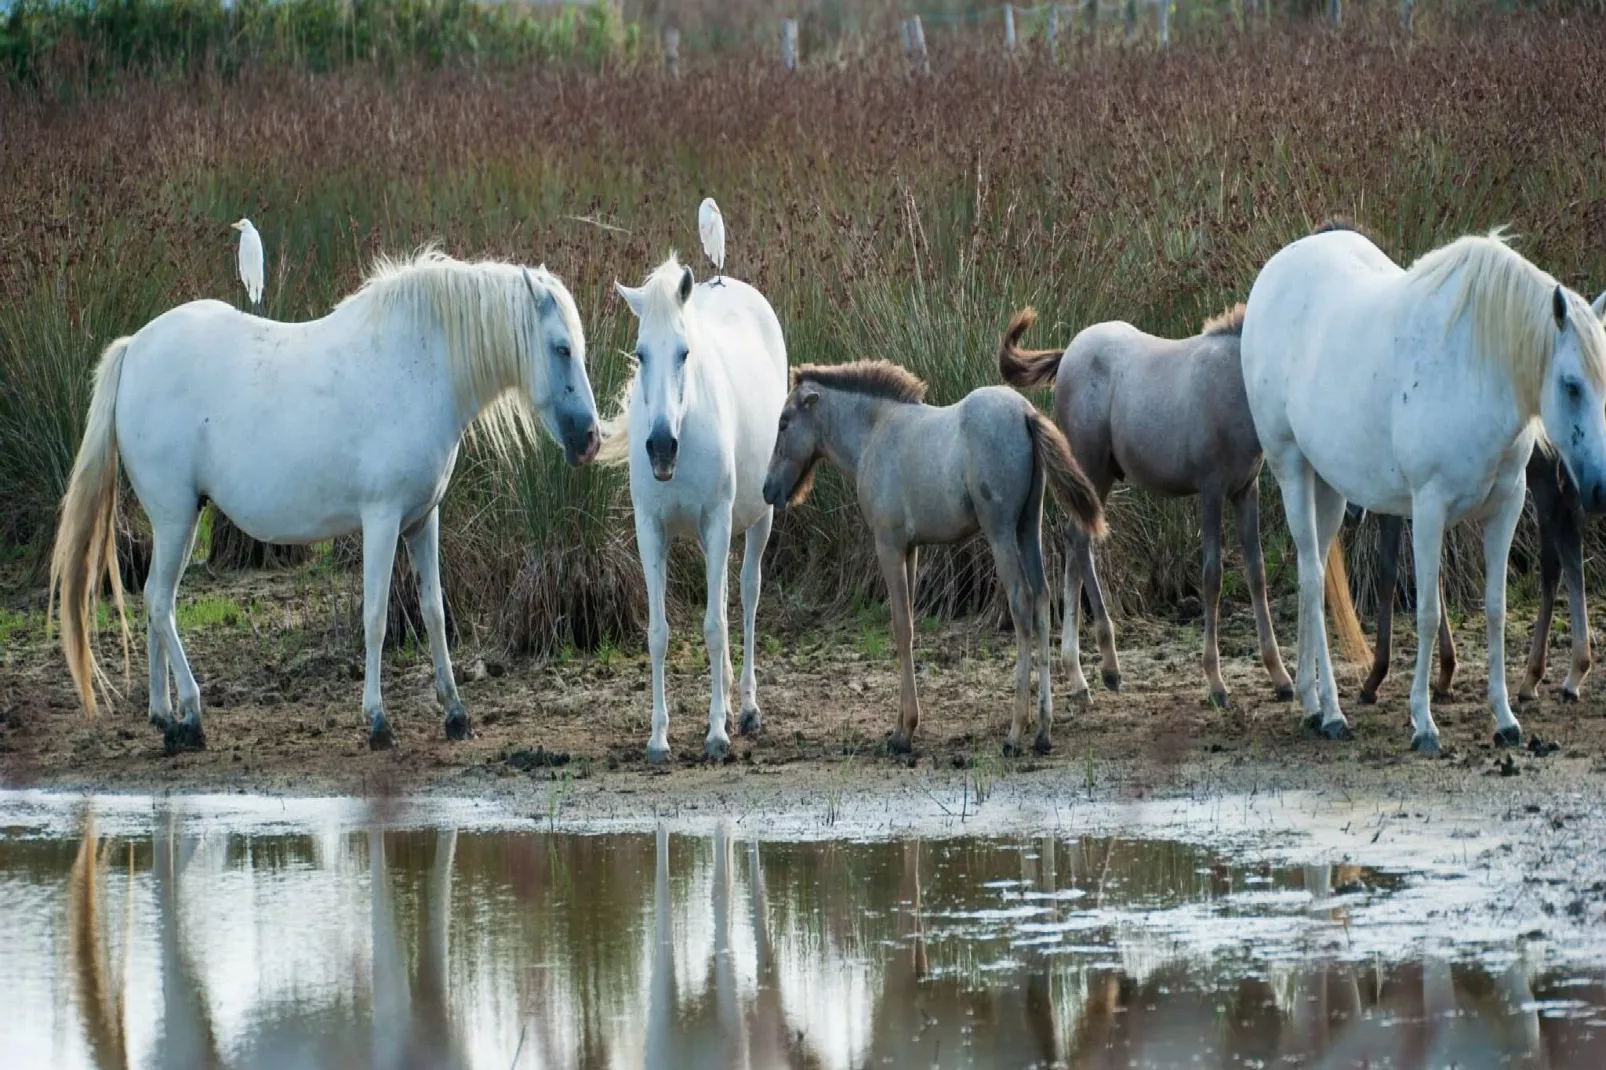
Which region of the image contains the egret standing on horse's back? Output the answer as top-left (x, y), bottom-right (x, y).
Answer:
top-left (232, 218), bottom-right (264, 307)
top-left (1241, 224), bottom-right (1606, 755)
top-left (699, 198), bottom-right (726, 286)
top-left (50, 249), bottom-right (601, 754)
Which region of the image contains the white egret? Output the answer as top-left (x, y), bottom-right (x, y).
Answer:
top-left (698, 197), bottom-right (725, 286)
top-left (231, 218), bottom-right (265, 307)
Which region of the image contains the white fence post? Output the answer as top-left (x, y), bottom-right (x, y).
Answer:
top-left (1328, 0), bottom-right (1341, 26)
top-left (1084, 0), bottom-right (1097, 46)
top-left (902, 16), bottom-right (930, 76)
top-left (781, 18), bottom-right (798, 70)
top-left (1158, 0), bottom-right (1169, 49)
top-left (663, 26), bottom-right (680, 79)
top-left (1400, 0), bottom-right (1414, 34)
top-left (1004, 4), bottom-right (1017, 50)
top-left (1048, 4), bottom-right (1060, 60)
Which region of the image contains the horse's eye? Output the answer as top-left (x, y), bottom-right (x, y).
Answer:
top-left (779, 416), bottom-right (790, 432)
top-left (555, 344), bottom-right (571, 360)
top-left (677, 348), bottom-right (689, 365)
top-left (1566, 379), bottom-right (1583, 403)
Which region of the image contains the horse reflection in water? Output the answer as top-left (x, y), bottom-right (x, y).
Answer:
top-left (64, 810), bottom-right (467, 1070)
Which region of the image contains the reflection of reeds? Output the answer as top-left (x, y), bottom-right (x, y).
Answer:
top-left (67, 814), bottom-right (128, 1070)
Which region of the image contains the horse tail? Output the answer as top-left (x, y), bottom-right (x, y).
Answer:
top-left (1025, 408), bottom-right (1106, 539)
top-left (999, 308), bottom-right (1065, 390)
top-left (1325, 539), bottom-right (1368, 665)
top-left (50, 337), bottom-right (133, 717)
top-left (592, 382), bottom-right (633, 468)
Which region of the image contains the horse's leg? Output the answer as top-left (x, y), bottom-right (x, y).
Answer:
top-left (1081, 535), bottom-right (1121, 692)
top-left (1265, 452), bottom-right (1326, 727)
top-left (992, 542), bottom-right (1035, 757)
top-left (360, 512), bottom-right (403, 750)
top-left (1200, 491), bottom-right (1229, 708)
top-left (145, 507), bottom-right (204, 753)
top-left (1060, 527), bottom-right (1092, 700)
top-left (737, 509), bottom-right (774, 736)
top-left (1483, 487), bottom-right (1526, 749)
top-left (878, 539), bottom-right (919, 753)
top-left (1434, 576), bottom-right (1458, 700)
top-left (640, 515), bottom-right (673, 764)
top-left (1311, 479), bottom-right (1349, 735)
top-left (1521, 512), bottom-right (1559, 702)
top-left (1359, 515), bottom-right (1401, 704)
top-left (1559, 512), bottom-right (1591, 701)
top-left (1233, 480), bottom-right (1293, 700)
top-left (699, 508), bottom-right (735, 760)
top-left (1406, 499), bottom-right (1448, 754)
top-left (403, 509), bottom-right (467, 741)
top-left (1020, 514), bottom-right (1054, 753)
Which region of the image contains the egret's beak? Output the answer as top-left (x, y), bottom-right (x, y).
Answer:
top-left (230, 221), bottom-right (244, 231)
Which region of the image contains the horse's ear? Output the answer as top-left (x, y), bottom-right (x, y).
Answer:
top-left (1592, 289), bottom-right (1606, 320)
top-left (1554, 285), bottom-right (1568, 330)
top-left (524, 267), bottom-right (555, 317)
top-left (800, 386), bottom-right (820, 409)
top-left (615, 281), bottom-right (645, 319)
top-left (678, 267), bottom-right (695, 305)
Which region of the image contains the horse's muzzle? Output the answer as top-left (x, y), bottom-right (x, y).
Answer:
top-left (646, 426), bottom-right (678, 482)
top-left (562, 416), bottom-right (600, 467)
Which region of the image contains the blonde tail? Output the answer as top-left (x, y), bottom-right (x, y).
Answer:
top-left (49, 338), bottom-right (132, 717)
top-left (1324, 539), bottom-right (1368, 665)
top-left (592, 382), bottom-right (633, 468)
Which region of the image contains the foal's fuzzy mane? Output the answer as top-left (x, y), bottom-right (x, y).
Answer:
top-left (793, 360), bottom-right (927, 404)
top-left (1406, 229), bottom-right (1606, 416)
top-left (342, 246), bottom-right (584, 458)
top-left (1201, 303), bottom-right (1246, 336)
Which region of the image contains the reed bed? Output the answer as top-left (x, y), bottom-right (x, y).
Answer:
top-left (4, 13), bottom-right (1606, 654)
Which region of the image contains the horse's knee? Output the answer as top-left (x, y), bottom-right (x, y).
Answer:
top-left (703, 611), bottom-right (726, 650)
top-left (647, 618), bottom-right (669, 660)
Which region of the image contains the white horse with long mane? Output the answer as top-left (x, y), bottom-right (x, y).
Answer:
top-left (597, 252), bottom-right (788, 761)
top-left (51, 250), bottom-right (600, 754)
top-left (1242, 225), bottom-right (1606, 754)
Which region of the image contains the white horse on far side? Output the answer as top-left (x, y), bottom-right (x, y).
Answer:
top-left (1242, 225), bottom-right (1606, 755)
top-left (597, 253), bottom-right (788, 761)
top-left (51, 250), bottom-right (601, 754)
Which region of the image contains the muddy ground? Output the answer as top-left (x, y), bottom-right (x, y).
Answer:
top-left (4, 561), bottom-right (1606, 817)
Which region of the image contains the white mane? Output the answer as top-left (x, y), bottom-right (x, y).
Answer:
top-left (1407, 229), bottom-right (1606, 417)
top-left (341, 247), bottom-right (585, 458)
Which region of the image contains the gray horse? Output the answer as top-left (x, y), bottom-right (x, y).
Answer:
top-left (761, 361), bottom-right (1105, 755)
top-left (998, 305), bottom-right (1299, 708)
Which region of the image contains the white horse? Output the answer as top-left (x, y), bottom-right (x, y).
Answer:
top-left (597, 254), bottom-right (788, 761)
top-left (1242, 225), bottom-right (1606, 754)
top-left (50, 250), bottom-right (600, 754)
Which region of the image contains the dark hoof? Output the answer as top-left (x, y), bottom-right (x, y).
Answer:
top-left (163, 716), bottom-right (206, 755)
top-left (1432, 690), bottom-right (1455, 703)
top-left (1101, 669), bottom-right (1122, 693)
top-left (1561, 688), bottom-right (1581, 704)
top-left (444, 704), bottom-right (469, 742)
top-left (888, 733), bottom-right (913, 756)
top-left (738, 708), bottom-right (762, 736)
top-left (1357, 689), bottom-right (1378, 707)
top-left (1410, 730), bottom-right (1441, 756)
top-left (1068, 687), bottom-right (1091, 705)
top-left (704, 737), bottom-right (731, 760)
top-left (1304, 714), bottom-right (1351, 741)
top-left (148, 711), bottom-right (173, 732)
top-left (1002, 740), bottom-right (1022, 758)
top-left (1493, 725), bottom-right (1522, 748)
top-left (646, 743), bottom-right (671, 764)
top-left (368, 723), bottom-right (395, 751)
top-left (1208, 689), bottom-right (1230, 710)
top-left (1274, 684), bottom-right (1295, 702)
top-left (1032, 733), bottom-right (1053, 756)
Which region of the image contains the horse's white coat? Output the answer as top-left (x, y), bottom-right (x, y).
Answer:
top-left (1242, 228), bottom-right (1606, 752)
top-left (601, 254), bottom-right (787, 760)
top-left (54, 250), bottom-right (599, 748)
top-left (232, 219), bottom-right (265, 306)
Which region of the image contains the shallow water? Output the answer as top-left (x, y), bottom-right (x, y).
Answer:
top-left (1, 792), bottom-right (1603, 1070)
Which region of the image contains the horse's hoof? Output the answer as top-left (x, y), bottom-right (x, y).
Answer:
top-left (369, 719), bottom-right (396, 752)
top-left (1273, 684), bottom-right (1296, 702)
top-left (888, 733), bottom-right (913, 756)
top-left (1101, 669), bottom-right (1122, 693)
top-left (1068, 687), bottom-right (1091, 705)
top-left (1032, 733), bottom-right (1053, 756)
top-left (1410, 730), bottom-right (1441, 756)
top-left (1561, 688), bottom-right (1580, 704)
top-left (1208, 689), bottom-right (1230, 710)
top-left (148, 710), bottom-right (173, 733)
top-left (704, 737), bottom-right (731, 761)
top-left (1002, 740), bottom-right (1022, 759)
top-left (738, 708), bottom-right (762, 736)
top-left (646, 742), bottom-right (671, 764)
top-left (1357, 689), bottom-right (1378, 707)
top-left (1322, 719), bottom-right (1354, 742)
top-left (1433, 688), bottom-right (1455, 703)
top-left (1493, 725), bottom-right (1523, 748)
top-left (163, 717), bottom-right (206, 756)
top-left (443, 703), bottom-right (470, 742)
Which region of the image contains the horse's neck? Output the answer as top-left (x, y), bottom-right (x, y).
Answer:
top-left (820, 392), bottom-right (893, 478)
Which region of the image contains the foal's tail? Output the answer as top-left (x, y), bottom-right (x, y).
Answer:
top-left (49, 337), bottom-right (133, 717)
top-left (1324, 540), bottom-right (1369, 665)
top-left (1025, 409), bottom-right (1106, 539)
top-left (592, 381), bottom-right (633, 468)
top-left (998, 308), bottom-right (1065, 389)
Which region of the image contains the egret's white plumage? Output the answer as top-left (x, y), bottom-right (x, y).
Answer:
top-left (698, 198), bottom-right (725, 284)
top-left (231, 218), bottom-right (265, 307)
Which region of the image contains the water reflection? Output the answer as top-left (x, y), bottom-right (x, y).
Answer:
top-left (1, 799), bottom-right (1602, 1069)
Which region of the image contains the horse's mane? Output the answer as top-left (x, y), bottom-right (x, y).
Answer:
top-left (793, 360), bottom-right (927, 404)
top-left (341, 246), bottom-right (584, 458)
top-left (1407, 229), bottom-right (1606, 416)
top-left (636, 252), bottom-right (697, 327)
top-left (1201, 303), bottom-right (1246, 337)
